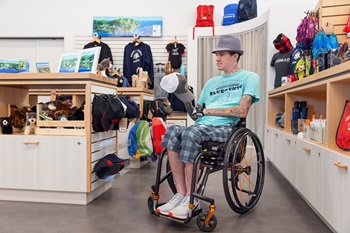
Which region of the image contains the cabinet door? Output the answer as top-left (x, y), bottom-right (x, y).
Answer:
top-left (295, 140), bottom-right (322, 211)
top-left (321, 149), bottom-right (350, 233)
top-left (268, 128), bottom-right (283, 165)
top-left (279, 132), bottom-right (297, 186)
top-left (0, 135), bottom-right (87, 192)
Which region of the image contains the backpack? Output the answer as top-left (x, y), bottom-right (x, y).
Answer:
top-left (152, 117), bottom-right (167, 155)
top-left (136, 120), bottom-right (153, 157)
top-left (128, 122), bottom-right (141, 158)
top-left (222, 3), bottom-right (238, 26)
top-left (118, 95), bottom-right (140, 119)
top-left (238, 0), bottom-right (257, 23)
top-left (336, 100), bottom-right (350, 150)
top-left (195, 5), bottom-right (214, 27)
top-left (92, 94), bottom-right (126, 132)
top-left (193, 5), bottom-right (215, 39)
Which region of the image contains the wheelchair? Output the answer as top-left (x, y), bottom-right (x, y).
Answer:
top-left (147, 120), bottom-right (265, 232)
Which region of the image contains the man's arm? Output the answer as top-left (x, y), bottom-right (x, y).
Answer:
top-left (203, 95), bottom-right (253, 118)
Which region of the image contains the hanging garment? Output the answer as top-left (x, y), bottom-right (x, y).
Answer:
top-left (123, 41), bottom-right (154, 88)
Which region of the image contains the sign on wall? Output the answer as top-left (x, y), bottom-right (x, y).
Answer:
top-left (93, 16), bottom-right (162, 37)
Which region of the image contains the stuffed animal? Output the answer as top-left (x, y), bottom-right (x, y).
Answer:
top-left (0, 117), bottom-right (13, 134)
top-left (9, 104), bottom-right (31, 129)
top-left (97, 58), bottom-right (112, 77)
top-left (24, 112), bottom-right (37, 135)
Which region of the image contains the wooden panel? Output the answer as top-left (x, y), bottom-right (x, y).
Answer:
top-left (322, 0), bottom-right (350, 7)
top-left (322, 5), bottom-right (350, 16)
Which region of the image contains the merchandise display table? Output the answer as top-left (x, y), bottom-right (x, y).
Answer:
top-left (0, 73), bottom-right (119, 205)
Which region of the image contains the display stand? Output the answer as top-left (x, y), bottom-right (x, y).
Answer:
top-left (0, 73), bottom-right (119, 205)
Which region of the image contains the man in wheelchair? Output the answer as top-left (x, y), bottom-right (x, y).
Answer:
top-left (157, 35), bottom-right (260, 220)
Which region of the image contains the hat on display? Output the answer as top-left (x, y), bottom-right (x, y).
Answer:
top-left (212, 35), bottom-right (244, 55)
top-left (93, 154), bottom-right (129, 179)
top-left (160, 72), bottom-right (195, 103)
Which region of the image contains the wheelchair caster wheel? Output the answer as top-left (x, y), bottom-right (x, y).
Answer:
top-left (196, 212), bottom-right (217, 232)
top-left (147, 196), bottom-right (156, 215)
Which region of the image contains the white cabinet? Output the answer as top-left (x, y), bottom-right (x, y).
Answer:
top-left (295, 139), bottom-right (322, 211)
top-left (0, 135), bottom-right (86, 192)
top-left (321, 149), bottom-right (350, 233)
top-left (279, 131), bottom-right (297, 186)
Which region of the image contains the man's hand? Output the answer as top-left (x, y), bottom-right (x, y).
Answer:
top-left (184, 102), bottom-right (204, 121)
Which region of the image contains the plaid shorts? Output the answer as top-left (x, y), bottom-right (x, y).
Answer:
top-left (161, 124), bottom-right (234, 163)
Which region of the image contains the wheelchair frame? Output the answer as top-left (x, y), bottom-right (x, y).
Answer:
top-left (148, 123), bottom-right (265, 232)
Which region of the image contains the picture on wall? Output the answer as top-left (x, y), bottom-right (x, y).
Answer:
top-left (36, 62), bottom-right (51, 73)
top-left (93, 16), bottom-right (162, 37)
top-left (78, 47), bottom-right (101, 73)
top-left (0, 59), bottom-right (30, 73)
top-left (57, 53), bottom-right (80, 73)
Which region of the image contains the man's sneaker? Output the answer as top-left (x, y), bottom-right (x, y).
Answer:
top-left (156, 193), bottom-right (184, 215)
top-left (168, 196), bottom-right (200, 219)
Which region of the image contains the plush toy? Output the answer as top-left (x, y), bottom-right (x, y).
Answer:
top-left (24, 112), bottom-right (37, 135)
top-left (0, 117), bottom-right (13, 134)
top-left (9, 104), bottom-right (31, 129)
top-left (97, 58), bottom-right (112, 77)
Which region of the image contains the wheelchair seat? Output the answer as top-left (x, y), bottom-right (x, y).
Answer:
top-left (148, 118), bottom-right (265, 232)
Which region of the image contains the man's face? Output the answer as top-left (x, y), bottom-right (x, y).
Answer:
top-left (214, 51), bottom-right (237, 71)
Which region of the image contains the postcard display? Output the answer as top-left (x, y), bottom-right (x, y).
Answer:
top-left (0, 73), bottom-right (119, 205)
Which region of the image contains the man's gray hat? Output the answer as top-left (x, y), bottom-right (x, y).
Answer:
top-left (212, 35), bottom-right (244, 55)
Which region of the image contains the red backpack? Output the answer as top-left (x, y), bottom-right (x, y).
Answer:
top-left (336, 100), bottom-right (350, 150)
top-left (193, 5), bottom-right (215, 39)
top-left (196, 5), bottom-right (214, 27)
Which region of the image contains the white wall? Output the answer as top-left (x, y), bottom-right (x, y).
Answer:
top-left (0, 0), bottom-right (318, 88)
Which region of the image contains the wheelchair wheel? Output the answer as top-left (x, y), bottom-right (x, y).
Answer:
top-left (147, 196), bottom-right (156, 214)
top-left (196, 212), bottom-right (217, 232)
top-left (222, 128), bottom-right (265, 214)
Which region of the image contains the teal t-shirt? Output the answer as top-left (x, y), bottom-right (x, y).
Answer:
top-left (195, 69), bottom-right (260, 126)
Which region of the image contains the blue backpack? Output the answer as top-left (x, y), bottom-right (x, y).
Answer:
top-left (222, 4), bottom-right (238, 26)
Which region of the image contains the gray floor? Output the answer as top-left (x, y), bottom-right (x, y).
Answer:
top-left (0, 161), bottom-right (332, 233)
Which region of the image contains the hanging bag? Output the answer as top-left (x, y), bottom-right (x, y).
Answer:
top-left (195, 5), bottom-right (214, 27)
top-left (336, 100), bottom-right (350, 150)
top-left (238, 0), bottom-right (257, 23)
top-left (222, 3), bottom-right (238, 26)
top-left (193, 5), bottom-right (215, 39)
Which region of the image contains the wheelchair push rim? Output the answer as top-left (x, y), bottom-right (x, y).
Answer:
top-left (222, 128), bottom-right (265, 214)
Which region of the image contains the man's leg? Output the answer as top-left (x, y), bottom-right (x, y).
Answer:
top-left (167, 149), bottom-right (186, 195)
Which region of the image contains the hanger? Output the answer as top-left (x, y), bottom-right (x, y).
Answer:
top-left (133, 33), bottom-right (141, 46)
top-left (172, 36), bottom-right (179, 44)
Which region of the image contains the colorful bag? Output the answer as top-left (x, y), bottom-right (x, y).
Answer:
top-left (336, 100), bottom-right (350, 150)
top-left (195, 5), bottom-right (214, 27)
top-left (193, 5), bottom-right (215, 39)
top-left (152, 117), bottom-right (167, 155)
top-left (222, 4), bottom-right (238, 26)
top-left (237, 0), bottom-right (257, 23)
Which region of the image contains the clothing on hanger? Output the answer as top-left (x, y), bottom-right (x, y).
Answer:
top-left (83, 34), bottom-right (113, 76)
top-left (166, 40), bottom-right (186, 70)
top-left (123, 41), bottom-right (154, 88)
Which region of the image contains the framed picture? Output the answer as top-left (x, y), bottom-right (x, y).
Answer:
top-left (57, 53), bottom-right (80, 73)
top-left (36, 62), bottom-right (51, 73)
top-left (93, 16), bottom-right (163, 37)
top-left (0, 59), bottom-right (30, 73)
top-left (78, 47), bottom-right (101, 73)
